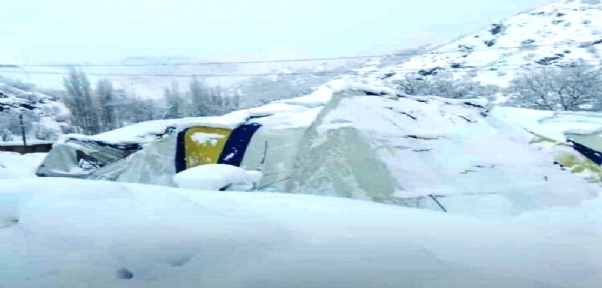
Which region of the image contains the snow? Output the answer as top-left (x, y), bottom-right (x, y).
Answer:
top-left (0, 139), bottom-right (53, 146)
top-left (4, 81), bottom-right (602, 286)
top-left (5, 1), bottom-right (602, 285)
top-left (173, 164), bottom-right (261, 191)
top-left (78, 118), bottom-right (216, 144)
top-left (0, 151), bottom-right (47, 179)
top-left (0, 176), bottom-right (600, 287)
top-left (0, 83), bottom-right (71, 141)
top-left (492, 106), bottom-right (602, 142)
top-left (190, 132), bottom-right (224, 145)
top-left (282, 86), bottom-right (597, 217)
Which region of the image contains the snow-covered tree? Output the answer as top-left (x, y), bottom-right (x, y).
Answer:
top-left (62, 68), bottom-right (99, 134)
top-left (209, 85), bottom-right (240, 115)
top-left (394, 72), bottom-right (500, 100)
top-left (95, 79), bottom-right (115, 131)
top-left (505, 63), bottom-right (602, 111)
top-left (0, 113), bottom-right (14, 141)
top-left (60, 70), bottom-right (164, 134)
top-left (187, 77), bottom-right (213, 117)
top-left (163, 81), bottom-right (185, 119)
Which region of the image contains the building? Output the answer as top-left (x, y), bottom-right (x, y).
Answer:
top-left (0, 140), bottom-right (54, 154)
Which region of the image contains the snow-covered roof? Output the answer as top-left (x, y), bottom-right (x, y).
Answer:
top-left (63, 79), bottom-right (489, 145)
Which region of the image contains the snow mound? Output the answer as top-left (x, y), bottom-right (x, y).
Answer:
top-left (173, 164), bottom-right (262, 191)
top-left (0, 151), bottom-right (47, 179)
top-left (1, 177), bottom-right (601, 287)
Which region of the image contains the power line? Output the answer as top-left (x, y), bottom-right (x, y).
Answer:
top-left (0, 59), bottom-right (600, 79)
top-left (4, 40), bottom-right (601, 68)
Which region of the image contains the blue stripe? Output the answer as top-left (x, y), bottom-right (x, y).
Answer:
top-left (174, 127), bottom-right (190, 173)
top-left (218, 123), bottom-right (262, 167)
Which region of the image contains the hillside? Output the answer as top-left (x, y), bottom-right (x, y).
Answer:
top-left (0, 77), bottom-right (71, 142)
top-left (364, 0), bottom-right (602, 87)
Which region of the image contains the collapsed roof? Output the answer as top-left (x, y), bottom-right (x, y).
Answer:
top-left (35, 79), bottom-right (602, 216)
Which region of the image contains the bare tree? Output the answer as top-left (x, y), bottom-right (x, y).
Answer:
top-left (187, 77), bottom-right (213, 117)
top-left (0, 113), bottom-right (13, 141)
top-left (506, 63), bottom-right (602, 111)
top-left (108, 89), bottom-right (161, 127)
top-left (62, 68), bottom-right (100, 134)
top-left (209, 86), bottom-right (240, 115)
top-left (163, 81), bottom-right (184, 119)
top-left (95, 79), bottom-right (115, 132)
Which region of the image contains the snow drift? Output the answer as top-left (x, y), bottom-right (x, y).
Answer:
top-left (1, 177), bottom-right (602, 288)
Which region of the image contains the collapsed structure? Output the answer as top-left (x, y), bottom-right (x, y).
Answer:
top-left (35, 81), bottom-right (602, 214)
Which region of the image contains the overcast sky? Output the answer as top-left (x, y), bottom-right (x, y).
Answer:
top-left (0, 0), bottom-right (557, 64)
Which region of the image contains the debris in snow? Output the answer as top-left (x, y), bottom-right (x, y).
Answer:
top-left (116, 268), bottom-right (134, 280)
top-left (413, 149), bottom-right (432, 152)
top-left (0, 216), bottom-right (18, 228)
top-left (458, 115), bottom-right (475, 123)
top-left (399, 112), bottom-right (417, 120)
top-left (490, 23), bottom-right (506, 35)
top-left (535, 55), bottom-right (563, 65)
top-left (484, 39), bottom-right (496, 47)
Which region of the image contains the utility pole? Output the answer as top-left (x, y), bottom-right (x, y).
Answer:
top-left (19, 112), bottom-right (27, 146)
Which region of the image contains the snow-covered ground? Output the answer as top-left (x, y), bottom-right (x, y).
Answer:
top-left (0, 169), bottom-right (601, 288)
top-left (0, 152), bottom-right (47, 179)
top-left (173, 163), bottom-right (262, 191)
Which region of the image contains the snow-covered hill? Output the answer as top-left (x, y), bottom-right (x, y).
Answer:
top-left (365, 0), bottom-right (602, 86)
top-left (0, 78), bottom-right (71, 142)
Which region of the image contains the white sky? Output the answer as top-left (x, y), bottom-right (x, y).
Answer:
top-left (0, 0), bottom-right (557, 64)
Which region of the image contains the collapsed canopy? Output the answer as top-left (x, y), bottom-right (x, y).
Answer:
top-left (35, 83), bottom-right (602, 215)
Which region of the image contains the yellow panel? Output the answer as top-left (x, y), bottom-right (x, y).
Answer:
top-left (184, 126), bottom-right (232, 169)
